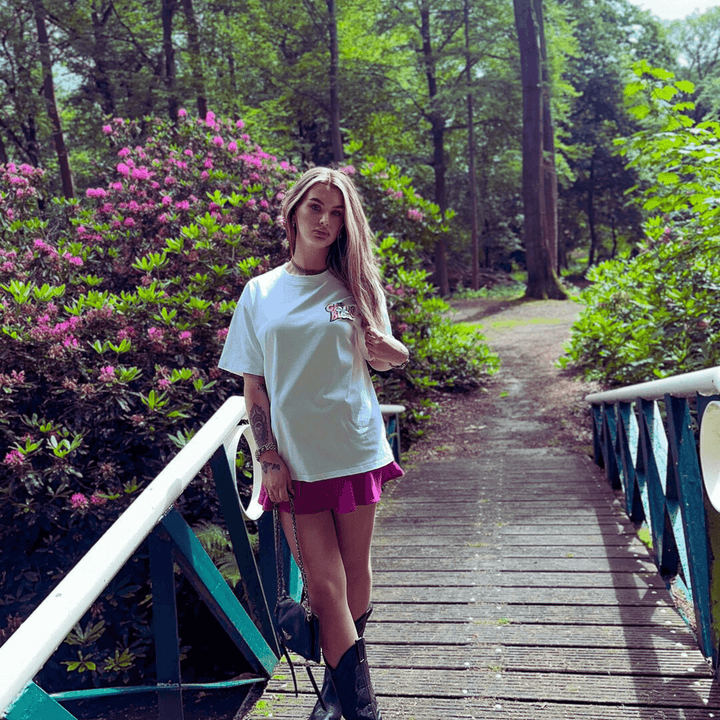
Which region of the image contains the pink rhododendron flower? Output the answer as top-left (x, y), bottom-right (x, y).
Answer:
top-left (110, 181), bottom-right (123, 191)
top-left (236, 119), bottom-right (245, 129)
top-left (118, 147), bottom-right (131, 157)
top-left (102, 124), bottom-right (113, 134)
top-left (158, 378), bottom-right (171, 390)
top-left (161, 195), bottom-right (172, 206)
top-left (178, 108), bottom-right (187, 117)
top-left (90, 493), bottom-right (106, 506)
top-left (99, 366), bottom-right (115, 382)
top-left (158, 213), bottom-right (168, 223)
top-left (148, 327), bottom-right (164, 342)
top-left (203, 158), bottom-right (213, 169)
top-left (212, 136), bottom-right (224, 147)
top-left (228, 141), bottom-right (238, 153)
top-left (340, 165), bottom-right (356, 175)
top-left (71, 493), bottom-right (89, 509)
top-left (124, 217), bottom-right (135, 227)
top-left (1, 261), bottom-right (15, 272)
top-left (200, 171), bottom-right (209, 180)
top-left (117, 162), bottom-right (130, 176)
top-left (216, 328), bottom-right (229, 340)
top-left (127, 200), bottom-right (140, 212)
top-left (3, 450), bottom-right (23, 467)
top-left (131, 167), bottom-right (151, 180)
top-left (260, 199), bottom-right (269, 209)
top-left (64, 253), bottom-right (83, 267)
top-left (178, 330), bottom-right (192, 345)
top-left (407, 208), bottom-right (424, 221)
top-left (86, 187), bottom-right (108, 198)
top-left (175, 200), bottom-right (190, 211)
top-left (258, 212), bottom-right (271, 223)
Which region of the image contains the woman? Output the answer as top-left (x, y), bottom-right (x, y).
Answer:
top-left (219, 167), bottom-right (409, 720)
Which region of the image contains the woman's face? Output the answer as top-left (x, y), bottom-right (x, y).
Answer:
top-left (293, 183), bottom-right (345, 256)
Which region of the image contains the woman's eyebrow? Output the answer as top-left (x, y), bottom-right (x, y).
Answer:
top-left (308, 196), bottom-right (344, 209)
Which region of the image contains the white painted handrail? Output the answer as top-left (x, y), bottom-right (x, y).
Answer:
top-left (0, 396), bottom-right (247, 715)
top-left (585, 366), bottom-right (720, 404)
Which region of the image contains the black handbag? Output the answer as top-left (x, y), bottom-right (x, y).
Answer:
top-left (273, 501), bottom-right (322, 664)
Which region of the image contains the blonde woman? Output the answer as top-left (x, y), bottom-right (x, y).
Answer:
top-left (219, 167), bottom-right (409, 720)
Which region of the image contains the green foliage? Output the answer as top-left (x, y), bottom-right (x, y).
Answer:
top-left (563, 63), bottom-right (720, 386)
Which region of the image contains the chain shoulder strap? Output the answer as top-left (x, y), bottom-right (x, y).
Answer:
top-left (273, 500), bottom-right (314, 620)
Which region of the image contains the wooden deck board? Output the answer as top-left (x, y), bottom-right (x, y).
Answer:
top-left (245, 450), bottom-right (719, 719)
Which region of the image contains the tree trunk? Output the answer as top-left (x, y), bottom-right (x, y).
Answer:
top-left (182, 0), bottom-right (207, 119)
top-left (327, 0), bottom-right (343, 164)
top-left (465, 0), bottom-right (479, 290)
top-left (420, 0), bottom-right (449, 296)
top-left (513, 0), bottom-right (566, 299)
top-left (32, 0), bottom-right (74, 199)
top-left (161, 0), bottom-right (178, 123)
top-left (587, 156), bottom-right (598, 268)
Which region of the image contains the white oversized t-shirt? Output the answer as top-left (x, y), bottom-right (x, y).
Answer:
top-left (219, 265), bottom-right (394, 482)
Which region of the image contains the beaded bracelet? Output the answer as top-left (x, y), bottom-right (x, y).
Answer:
top-left (254, 441), bottom-right (277, 461)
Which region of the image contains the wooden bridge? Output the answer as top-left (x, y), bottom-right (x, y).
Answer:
top-left (250, 302), bottom-right (720, 719)
top-left (251, 442), bottom-right (718, 719)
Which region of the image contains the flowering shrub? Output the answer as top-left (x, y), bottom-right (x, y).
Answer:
top-left (0, 112), bottom-right (496, 689)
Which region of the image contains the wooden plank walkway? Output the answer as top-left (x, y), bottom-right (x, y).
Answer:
top-left (248, 301), bottom-right (719, 719)
top-left (248, 450), bottom-right (720, 719)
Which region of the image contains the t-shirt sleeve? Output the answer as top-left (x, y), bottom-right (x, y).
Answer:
top-left (218, 283), bottom-right (265, 377)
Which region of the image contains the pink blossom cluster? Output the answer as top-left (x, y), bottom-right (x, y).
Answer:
top-left (3, 449), bottom-right (24, 467)
top-left (70, 492), bottom-right (107, 510)
top-left (407, 208), bottom-right (424, 222)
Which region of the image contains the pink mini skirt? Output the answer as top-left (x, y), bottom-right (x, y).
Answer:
top-left (260, 461), bottom-right (404, 515)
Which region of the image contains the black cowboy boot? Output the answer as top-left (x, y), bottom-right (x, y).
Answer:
top-left (327, 638), bottom-right (383, 720)
top-left (309, 606), bottom-right (373, 720)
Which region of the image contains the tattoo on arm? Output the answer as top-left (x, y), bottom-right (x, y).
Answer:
top-left (261, 460), bottom-right (281, 474)
top-left (249, 403), bottom-right (270, 446)
top-left (257, 380), bottom-right (268, 396)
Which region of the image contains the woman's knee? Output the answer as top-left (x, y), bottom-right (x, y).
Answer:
top-left (306, 572), bottom-right (347, 617)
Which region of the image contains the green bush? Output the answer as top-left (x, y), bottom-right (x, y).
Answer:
top-left (562, 63), bottom-right (720, 386)
top-left (0, 111), bottom-right (497, 689)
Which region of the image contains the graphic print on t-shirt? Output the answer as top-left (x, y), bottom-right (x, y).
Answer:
top-left (325, 301), bottom-right (356, 323)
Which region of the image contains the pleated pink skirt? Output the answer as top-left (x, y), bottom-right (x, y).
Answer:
top-left (260, 461), bottom-right (404, 515)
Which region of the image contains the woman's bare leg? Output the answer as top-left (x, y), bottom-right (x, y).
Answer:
top-left (280, 509), bottom-right (357, 668)
top-left (334, 503), bottom-right (377, 621)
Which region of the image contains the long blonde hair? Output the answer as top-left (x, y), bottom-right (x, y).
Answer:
top-left (281, 167), bottom-right (386, 330)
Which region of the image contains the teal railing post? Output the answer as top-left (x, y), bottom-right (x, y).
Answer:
top-left (637, 398), bottom-right (679, 577)
top-left (665, 395), bottom-right (715, 662)
top-left (210, 447), bottom-right (280, 656)
top-left (149, 529), bottom-right (184, 719)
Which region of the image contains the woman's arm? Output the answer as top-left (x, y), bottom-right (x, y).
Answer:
top-left (364, 328), bottom-right (410, 372)
top-left (243, 373), bottom-right (294, 503)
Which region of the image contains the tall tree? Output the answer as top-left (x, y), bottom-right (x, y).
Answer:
top-left (161, 0), bottom-right (179, 123)
top-left (182, 0), bottom-right (207, 119)
top-left (513, 0), bottom-right (565, 298)
top-left (32, 0), bottom-right (74, 198)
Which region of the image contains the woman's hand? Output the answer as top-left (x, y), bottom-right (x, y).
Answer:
top-left (258, 450), bottom-right (295, 504)
top-left (364, 327), bottom-right (409, 371)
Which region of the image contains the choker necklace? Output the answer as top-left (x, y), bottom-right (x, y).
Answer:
top-left (290, 258), bottom-right (327, 275)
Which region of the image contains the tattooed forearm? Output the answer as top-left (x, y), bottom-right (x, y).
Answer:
top-left (261, 460), bottom-right (281, 474)
top-left (249, 403), bottom-right (270, 446)
top-left (257, 379), bottom-right (268, 396)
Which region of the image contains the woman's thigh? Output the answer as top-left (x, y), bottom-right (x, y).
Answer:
top-left (280, 509), bottom-right (347, 606)
top-left (333, 503), bottom-right (377, 578)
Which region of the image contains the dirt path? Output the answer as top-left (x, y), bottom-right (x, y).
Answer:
top-left (405, 297), bottom-right (603, 467)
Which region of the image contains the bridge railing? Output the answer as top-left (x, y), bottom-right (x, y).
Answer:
top-left (586, 367), bottom-right (720, 671)
top-left (0, 397), bottom-right (405, 720)
top-left (0, 396), bottom-right (287, 720)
